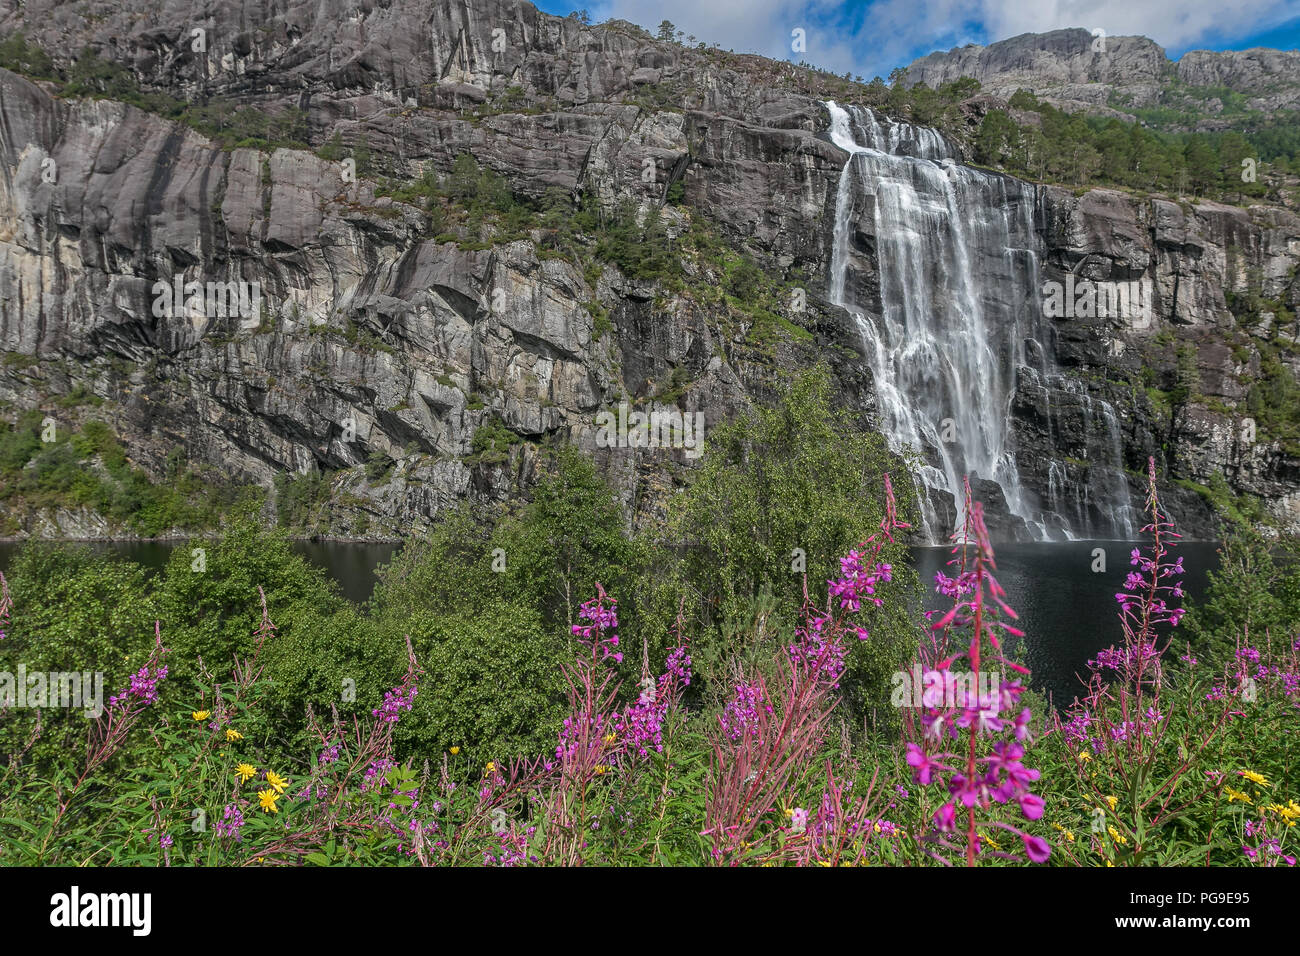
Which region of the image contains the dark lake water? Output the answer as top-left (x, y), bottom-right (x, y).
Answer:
top-left (911, 540), bottom-right (1221, 706)
top-left (0, 537), bottom-right (1220, 707)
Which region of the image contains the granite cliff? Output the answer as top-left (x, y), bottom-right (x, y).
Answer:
top-left (0, 2), bottom-right (1297, 541)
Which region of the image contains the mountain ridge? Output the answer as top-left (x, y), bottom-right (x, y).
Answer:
top-left (904, 27), bottom-right (1300, 121)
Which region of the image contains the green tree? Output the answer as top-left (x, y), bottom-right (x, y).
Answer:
top-left (669, 365), bottom-right (920, 721)
top-left (390, 596), bottom-right (568, 765)
top-left (0, 545), bottom-right (159, 775)
top-left (974, 110), bottom-right (1016, 166)
top-left (1007, 88), bottom-right (1039, 111)
top-left (154, 521), bottom-right (350, 692)
top-left (0, 32), bottom-right (55, 78)
top-left (1184, 135), bottom-right (1219, 196)
top-left (1184, 523), bottom-right (1300, 659)
top-left (499, 445), bottom-right (643, 629)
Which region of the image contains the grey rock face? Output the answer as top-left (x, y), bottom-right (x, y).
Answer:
top-left (1177, 48), bottom-right (1300, 96)
top-left (905, 28), bottom-right (1300, 116)
top-left (1027, 185), bottom-right (1300, 532)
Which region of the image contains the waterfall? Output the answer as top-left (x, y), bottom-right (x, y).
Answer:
top-left (823, 101), bottom-right (1137, 542)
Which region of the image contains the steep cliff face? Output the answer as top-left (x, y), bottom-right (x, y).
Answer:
top-left (906, 30), bottom-right (1169, 111)
top-left (1026, 187), bottom-right (1300, 533)
top-left (0, 1), bottom-right (1298, 541)
top-left (0, 6), bottom-right (858, 538)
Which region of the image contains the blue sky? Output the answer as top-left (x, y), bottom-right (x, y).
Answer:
top-left (532, 0), bottom-right (1300, 80)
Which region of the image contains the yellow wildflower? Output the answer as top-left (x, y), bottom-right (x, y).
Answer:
top-left (1225, 787), bottom-right (1253, 804)
top-left (1267, 801), bottom-right (1300, 825)
top-left (603, 732), bottom-right (617, 744)
top-left (266, 770), bottom-right (289, 795)
top-left (484, 761), bottom-right (496, 776)
top-left (1078, 751), bottom-right (1092, 763)
top-left (258, 789), bottom-right (280, 813)
top-left (1240, 770), bottom-right (1271, 788)
top-left (235, 762), bottom-right (257, 784)
top-left (225, 728), bottom-right (243, 742)
top-left (1105, 795), bottom-right (1118, 811)
top-left (594, 765), bottom-right (608, 775)
top-left (192, 710), bottom-right (211, 721)
top-left (449, 746), bottom-right (460, 755)
top-left (1108, 826), bottom-right (1128, 846)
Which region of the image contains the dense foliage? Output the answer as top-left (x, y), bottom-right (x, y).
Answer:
top-left (972, 90), bottom-right (1276, 200)
top-left (0, 407), bottom-right (252, 536)
top-left (1, 383), bottom-right (1296, 865)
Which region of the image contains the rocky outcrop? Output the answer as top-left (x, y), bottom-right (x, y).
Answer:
top-left (0, 43), bottom-right (848, 538)
top-left (1177, 48), bottom-right (1300, 100)
top-left (906, 30), bottom-right (1167, 102)
top-left (1024, 186), bottom-right (1300, 532)
top-left (905, 28), bottom-right (1300, 118)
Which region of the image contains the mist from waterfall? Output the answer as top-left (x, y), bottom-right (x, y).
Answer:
top-left (823, 101), bottom-right (1137, 543)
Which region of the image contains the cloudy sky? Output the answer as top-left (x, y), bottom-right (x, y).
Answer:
top-left (532, 0), bottom-right (1300, 80)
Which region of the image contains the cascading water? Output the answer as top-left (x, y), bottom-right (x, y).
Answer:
top-left (823, 100), bottom-right (1137, 542)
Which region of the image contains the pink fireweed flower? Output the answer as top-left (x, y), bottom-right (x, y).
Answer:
top-left (0, 572), bottom-right (10, 642)
top-left (107, 664), bottom-right (169, 708)
top-left (829, 551), bottom-right (893, 612)
top-left (1012, 708), bottom-right (1033, 741)
top-left (614, 642), bottom-right (693, 758)
top-left (786, 613), bottom-right (849, 688)
top-left (906, 742), bottom-right (940, 785)
top-left (215, 803), bottom-right (245, 841)
top-left (904, 482), bottom-right (1048, 865)
top-left (1021, 833), bottom-right (1051, 863)
top-left (718, 681), bottom-right (771, 742)
top-left (372, 683), bottom-right (418, 723)
top-left (572, 586), bottom-right (623, 664)
top-left (1018, 793), bottom-right (1045, 820)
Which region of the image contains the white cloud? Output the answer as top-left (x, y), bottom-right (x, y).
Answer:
top-left (589, 0), bottom-right (1299, 80)
top-left (971, 0), bottom-right (1298, 53)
